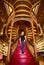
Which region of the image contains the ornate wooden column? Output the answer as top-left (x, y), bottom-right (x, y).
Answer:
top-left (30, 11), bottom-right (39, 65)
top-left (7, 22), bottom-right (13, 62)
top-left (31, 20), bottom-right (39, 65)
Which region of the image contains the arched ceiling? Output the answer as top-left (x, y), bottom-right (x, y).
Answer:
top-left (3, 0), bottom-right (41, 19)
top-left (5, 0), bottom-right (40, 5)
top-left (0, 0), bottom-right (44, 24)
top-left (13, 0), bottom-right (31, 18)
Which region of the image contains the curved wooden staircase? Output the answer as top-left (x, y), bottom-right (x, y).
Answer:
top-left (26, 26), bottom-right (37, 42)
top-left (7, 25), bottom-right (19, 41)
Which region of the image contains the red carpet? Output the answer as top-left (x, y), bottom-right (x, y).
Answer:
top-left (9, 41), bottom-right (36, 65)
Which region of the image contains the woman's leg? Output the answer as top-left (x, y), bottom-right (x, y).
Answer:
top-left (20, 41), bottom-right (25, 54)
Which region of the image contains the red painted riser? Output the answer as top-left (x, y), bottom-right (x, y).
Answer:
top-left (9, 43), bottom-right (36, 65)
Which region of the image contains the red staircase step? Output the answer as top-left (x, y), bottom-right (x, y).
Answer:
top-left (9, 44), bottom-right (36, 65)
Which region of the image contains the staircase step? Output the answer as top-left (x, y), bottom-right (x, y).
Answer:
top-left (9, 44), bottom-right (36, 65)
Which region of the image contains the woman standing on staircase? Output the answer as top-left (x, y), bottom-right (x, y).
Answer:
top-left (20, 31), bottom-right (26, 54)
